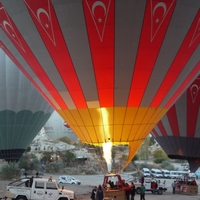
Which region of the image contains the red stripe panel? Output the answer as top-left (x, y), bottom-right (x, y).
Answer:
top-left (0, 3), bottom-right (67, 109)
top-left (24, 0), bottom-right (87, 109)
top-left (157, 121), bottom-right (167, 136)
top-left (187, 77), bottom-right (200, 137)
top-left (165, 61), bottom-right (200, 108)
top-left (151, 10), bottom-right (200, 108)
top-left (151, 129), bottom-right (159, 137)
top-left (0, 41), bottom-right (56, 110)
top-left (82, 0), bottom-right (114, 107)
top-left (128, 0), bottom-right (176, 106)
top-left (166, 104), bottom-right (180, 136)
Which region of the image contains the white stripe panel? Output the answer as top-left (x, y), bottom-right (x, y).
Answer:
top-left (153, 126), bottom-right (162, 137)
top-left (161, 46), bottom-right (200, 107)
top-left (54, 1), bottom-right (98, 102)
top-left (142, 1), bottom-right (199, 106)
top-left (2, 1), bottom-right (69, 96)
top-left (114, 0), bottom-right (146, 106)
top-left (175, 92), bottom-right (187, 137)
top-left (162, 115), bottom-right (173, 136)
top-left (60, 91), bottom-right (76, 109)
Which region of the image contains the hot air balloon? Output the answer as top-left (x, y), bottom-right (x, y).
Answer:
top-left (152, 76), bottom-right (200, 172)
top-left (44, 111), bottom-right (77, 141)
top-left (0, 0), bottom-right (199, 169)
top-left (0, 48), bottom-right (53, 162)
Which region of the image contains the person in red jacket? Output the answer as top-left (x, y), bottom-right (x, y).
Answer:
top-left (151, 181), bottom-right (157, 194)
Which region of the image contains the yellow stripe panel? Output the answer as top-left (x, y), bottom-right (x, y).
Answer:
top-left (133, 107), bottom-right (149, 124)
top-left (85, 126), bottom-right (98, 143)
top-left (57, 106), bottom-right (168, 145)
top-left (79, 109), bottom-right (93, 126)
top-left (89, 108), bottom-right (103, 126)
top-left (94, 125), bottom-right (105, 142)
top-left (114, 107), bottom-right (126, 124)
top-left (124, 107), bottom-right (138, 124)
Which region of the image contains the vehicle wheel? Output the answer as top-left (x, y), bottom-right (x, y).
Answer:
top-left (16, 196), bottom-right (27, 200)
top-left (157, 189), bottom-right (163, 195)
top-left (71, 182), bottom-right (75, 184)
top-left (136, 187), bottom-right (141, 194)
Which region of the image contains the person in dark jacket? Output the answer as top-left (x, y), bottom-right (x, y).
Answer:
top-left (130, 181), bottom-right (135, 200)
top-left (96, 185), bottom-right (104, 200)
top-left (90, 186), bottom-right (97, 200)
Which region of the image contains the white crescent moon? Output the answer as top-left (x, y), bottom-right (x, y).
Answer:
top-left (191, 84), bottom-right (198, 93)
top-left (153, 2), bottom-right (166, 17)
top-left (37, 8), bottom-right (49, 22)
top-left (3, 20), bottom-right (14, 36)
top-left (92, 1), bottom-right (106, 17)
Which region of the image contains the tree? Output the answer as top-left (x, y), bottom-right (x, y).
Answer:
top-left (153, 149), bottom-right (168, 163)
top-left (132, 154), bottom-right (139, 162)
top-left (62, 150), bottom-right (76, 166)
top-left (137, 136), bottom-right (150, 160)
top-left (26, 146), bottom-right (31, 152)
top-left (18, 154), bottom-right (40, 171)
top-left (149, 136), bottom-right (156, 146)
top-left (41, 152), bottom-right (52, 163)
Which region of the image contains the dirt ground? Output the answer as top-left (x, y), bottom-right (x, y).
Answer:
top-left (0, 180), bottom-right (93, 200)
top-left (1, 180), bottom-right (200, 200)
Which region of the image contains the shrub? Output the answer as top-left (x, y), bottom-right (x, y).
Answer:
top-left (0, 162), bottom-right (21, 180)
top-left (154, 157), bottom-right (166, 163)
top-left (161, 160), bottom-right (175, 170)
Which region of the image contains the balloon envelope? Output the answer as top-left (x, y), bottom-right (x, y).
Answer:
top-left (0, 1), bottom-right (199, 167)
top-left (152, 76), bottom-right (200, 172)
top-left (44, 111), bottom-right (77, 141)
top-left (0, 49), bottom-right (53, 162)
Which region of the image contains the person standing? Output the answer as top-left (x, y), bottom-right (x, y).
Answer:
top-left (125, 183), bottom-right (130, 200)
top-left (172, 181), bottom-right (176, 194)
top-left (96, 185), bottom-right (104, 200)
top-left (151, 181), bottom-right (156, 194)
top-left (90, 186), bottom-right (97, 200)
top-left (130, 182), bottom-right (135, 200)
top-left (140, 184), bottom-right (146, 200)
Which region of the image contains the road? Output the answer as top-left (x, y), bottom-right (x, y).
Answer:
top-left (23, 172), bottom-right (200, 199)
top-left (43, 172), bottom-right (200, 191)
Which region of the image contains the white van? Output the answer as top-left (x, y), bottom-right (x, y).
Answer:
top-left (142, 168), bottom-right (151, 177)
top-left (151, 169), bottom-right (163, 178)
top-left (169, 171), bottom-right (186, 179)
top-left (161, 169), bottom-right (170, 178)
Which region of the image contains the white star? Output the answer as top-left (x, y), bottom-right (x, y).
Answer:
top-left (98, 18), bottom-right (102, 23)
top-left (45, 23), bottom-right (49, 28)
top-left (155, 18), bottom-right (159, 23)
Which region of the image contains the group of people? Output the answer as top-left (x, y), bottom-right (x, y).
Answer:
top-left (90, 181), bottom-right (146, 200)
top-left (90, 185), bottom-right (103, 200)
top-left (171, 177), bottom-right (197, 194)
top-left (124, 180), bottom-right (146, 200)
top-left (124, 181), bottom-right (136, 200)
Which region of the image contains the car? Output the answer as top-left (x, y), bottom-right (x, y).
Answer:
top-left (188, 172), bottom-right (196, 179)
top-left (151, 169), bottom-right (163, 178)
top-left (58, 175), bottom-right (81, 185)
top-left (142, 168), bottom-right (151, 177)
top-left (161, 169), bottom-right (170, 178)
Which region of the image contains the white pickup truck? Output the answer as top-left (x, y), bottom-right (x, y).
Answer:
top-left (134, 178), bottom-right (167, 195)
top-left (5, 177), bottom-right (75, 200)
